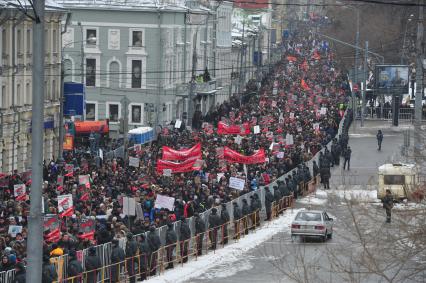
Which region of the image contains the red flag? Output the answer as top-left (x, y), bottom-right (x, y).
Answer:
top-left (45, 228), bottom-right (61, 243)
top-left (64, 171), bottom-right (73, 177)
top-left (301, 79), bottom-right (311, 91)
top-left (80, 192), bottom-right (90, 201)
top-left (59, 206), bottom-right (74, 218)
top-left (78, 231), bottom-right (95, 241)
top-left (15, 194), bottom-right (26, 201)
top-left (312, 50), bottom-right (321, 60)
top-left (217, 122), bottom-right (250, 135)
top-left (287, 55), bottom-right (297, 62)
top-left (57, 185), bottom-right (63, 192)
top-left (25, 179), bottom-right (32, 186)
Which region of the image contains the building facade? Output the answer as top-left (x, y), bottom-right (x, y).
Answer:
top-left (0, 1), bottom-right (64, 173)
top-left (60, 0), bottom-right (235, 136)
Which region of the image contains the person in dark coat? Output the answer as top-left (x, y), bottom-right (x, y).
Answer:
top-left (343, 146), bottom-right (352, 170)
top-left (125, 233), bottom-right (139, 283)
top-left (165, 222), bottom-right (177, 269)
top-left (253, 194), bottom-right (261, 226)
top-left (377, 130), bottom-right (383, 150)
top-left (241, 199), bottom-right (250, 234)
top-left (13, 262), bottom-right (26, 283)
top-left (138, 234), bottom-right (150, 281)
top-left (382, 189), bottom-right (394, 223)
top-left (110, 239), bottom-right (125, 283)
top-left (249, 195), bottom-right (257, 229)
top-left (194, 212), bottom-right (205, 256)
top-left (147, 225), bottom-right (161, 276)
top-left (273, 186), bottom-right (282, 214)
top-left (232, 202), bottom-right (241, 239)
top-left (220, 203), bottom-right (230, 245)
top-left (320, 166), bottom-right (330, 189)
top-left (85, 246), bottom-right (101, 283)
top-left (264, 187), bottom-right (274, 221)
top-left (68, 250), bottom-right (83, 283)
top-left (179, 217), bottom-right (191, 263)
top-left (42, 254), bottom-right (57, 283)
top-left (208, 208), bottom-right (221, 250)
top-left (312, 161), bottom-right (320, 182)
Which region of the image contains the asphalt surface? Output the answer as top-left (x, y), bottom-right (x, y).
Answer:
top-left (186, 121), bottom-right (419, 283)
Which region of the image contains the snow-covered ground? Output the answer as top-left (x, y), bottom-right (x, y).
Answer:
top-left (144, 208), bottom-right (303, 283)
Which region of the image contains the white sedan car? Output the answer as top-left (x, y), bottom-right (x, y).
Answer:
top-left (291, 210), bottom-right (334, 242)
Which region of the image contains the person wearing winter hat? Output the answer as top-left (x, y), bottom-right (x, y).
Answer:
top-left (14, 262), bottom-right (26, 283)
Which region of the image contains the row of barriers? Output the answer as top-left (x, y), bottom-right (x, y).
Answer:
top-left (55, 195), bottom-right (295, 283)
top-left (0, 110), bottom-right (349, 283)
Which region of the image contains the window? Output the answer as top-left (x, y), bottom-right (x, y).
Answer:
top-left (1, 85), bottom-right (5, 108)
top-left (25, 83), bottom-right (30, 104)
top-left (295, 212), bottom-right (322, 221)
top-left (131, 60), bottom-right (142, 88)
top-left (17, 29), bottom-right (22, 54)
top-left (86, 102), bottom-right (96, 121)
top-left (26, 29), bottom-right (31, 54)
top-left (86, 58), bottom-right (96, 87)
top-left (52, 30), bottom-right (57, 52)
top-left (109, 61), bottom-right (120, 88)
top-left (383, 175), bottom-right (405, 185)
top-left (2, 28), bottom-right (6, 56)
top-left (131, 104), bottom-right (142, 124)
top-left (52, 80), bottom-right (56, 100)
top-left (107, 103), bottom-right (120, 122)
top-left (86, 29), bottom-right (97, 45)
top-left (132, 30), bottom-right (143, 47)
top-left (16, 84), bottom-right (21, 105)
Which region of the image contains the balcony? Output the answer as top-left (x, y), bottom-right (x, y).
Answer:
top-left (195, 78), bottom-right (217, 95)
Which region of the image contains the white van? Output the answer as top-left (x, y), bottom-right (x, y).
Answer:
top-left (377, 163), bottom-right (418, 200)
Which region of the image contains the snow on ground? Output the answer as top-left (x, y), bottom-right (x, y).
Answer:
top-left (329, 186), bottom-right (379, 202)
top-left (143, 208), bottom-right (303, 283)
top-left (297, 190), bottom-right (328, 206)
top-left (393, 202), bottom-right (426, 210)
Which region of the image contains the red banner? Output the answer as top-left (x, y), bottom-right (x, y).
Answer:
top-left (156, 157), bottom-right (202, 174)
top-left (223, 147), bottom-right (266, 164)
top-left (162, 143), bottom-right (202, 161)
top-left (301, 79), bottom-right (311, 91)
top-left (217, 122), bottom-right (250, 135)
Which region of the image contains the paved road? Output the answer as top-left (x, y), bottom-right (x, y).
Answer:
top-left (186, 121), bottom-right (413, 283)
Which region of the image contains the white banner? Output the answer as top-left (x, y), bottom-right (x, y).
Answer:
top-left (57, 194), bottom-right (73, 213)
top-left (277, 152), bottom-right (284, 159)
top-left (229, 177), bottom-right (245, 190)
top-left (320, 107), bottom-right (327, 115)
top-left (154, 194), bottom-right (175, 211)
top-left (129, 157), bottom-right (140, 167)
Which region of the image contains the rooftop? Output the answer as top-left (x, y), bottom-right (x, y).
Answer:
top-left (0, 0), bottom-right (63, 9)
top-left (57, 0), bottom-right (188, 10)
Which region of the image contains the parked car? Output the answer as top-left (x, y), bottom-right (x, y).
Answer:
top-left (291, 210), bottom-right (333, 242)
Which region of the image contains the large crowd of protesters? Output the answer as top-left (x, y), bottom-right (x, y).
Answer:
top-left (0, 30), bottom-right (351, 281)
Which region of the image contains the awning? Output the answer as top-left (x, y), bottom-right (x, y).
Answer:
top-left (74, 120), bottom-right (109, 135)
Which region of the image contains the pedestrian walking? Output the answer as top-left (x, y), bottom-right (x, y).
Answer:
top-left (343, 146), bottom-right (352, 170)
top-left (382, 189), bottom-right (394, 223)
top-left (165, 222), bottom-right (177, 269)
top-left (377, 130), bottom-right (383, 151)
top-left (110, 239), bottom-right (125, 283)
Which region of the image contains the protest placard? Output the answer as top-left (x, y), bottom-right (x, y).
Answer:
top-left (175, 120), bottom-right (182, 129)
top-left (129, 157), bottom-right (140, 167)
top-left (57, 194), bottom-right (73, 213)
top-left (229, 177), bottom-right (245, 190)
top-left (8, 225), bottom-right (23, 237)
top-left (123, 197), bottom-right (136, 216)
top-left (154, 194), bottom-right (175, 211)
top-left (253, 125), bottom-right (260, 134)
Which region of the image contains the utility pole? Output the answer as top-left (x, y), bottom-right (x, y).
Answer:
top-left (361, 41), bottom-right (368, 127)
top-left (58, 61), bottom-right (65, 161)
top-left (354, 8), bottom-right (359, 110)
top-left (188, 31), bottom-right (198, 128)
top-left (121, 96), bottom-right (129, 167)
top-left (27, 0), bottom-right (44, 282)
top-left (238, 20), bottom-right (245, 99)
top-left (204, 13), bottom-right (209, 70)
top-left (77, 22), bottom-right (84, 84)
top-left (414, 1), bottom-right (424, 160)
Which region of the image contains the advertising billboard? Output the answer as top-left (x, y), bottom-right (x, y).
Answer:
top-left (376, 65), bottom-right (409, 92)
